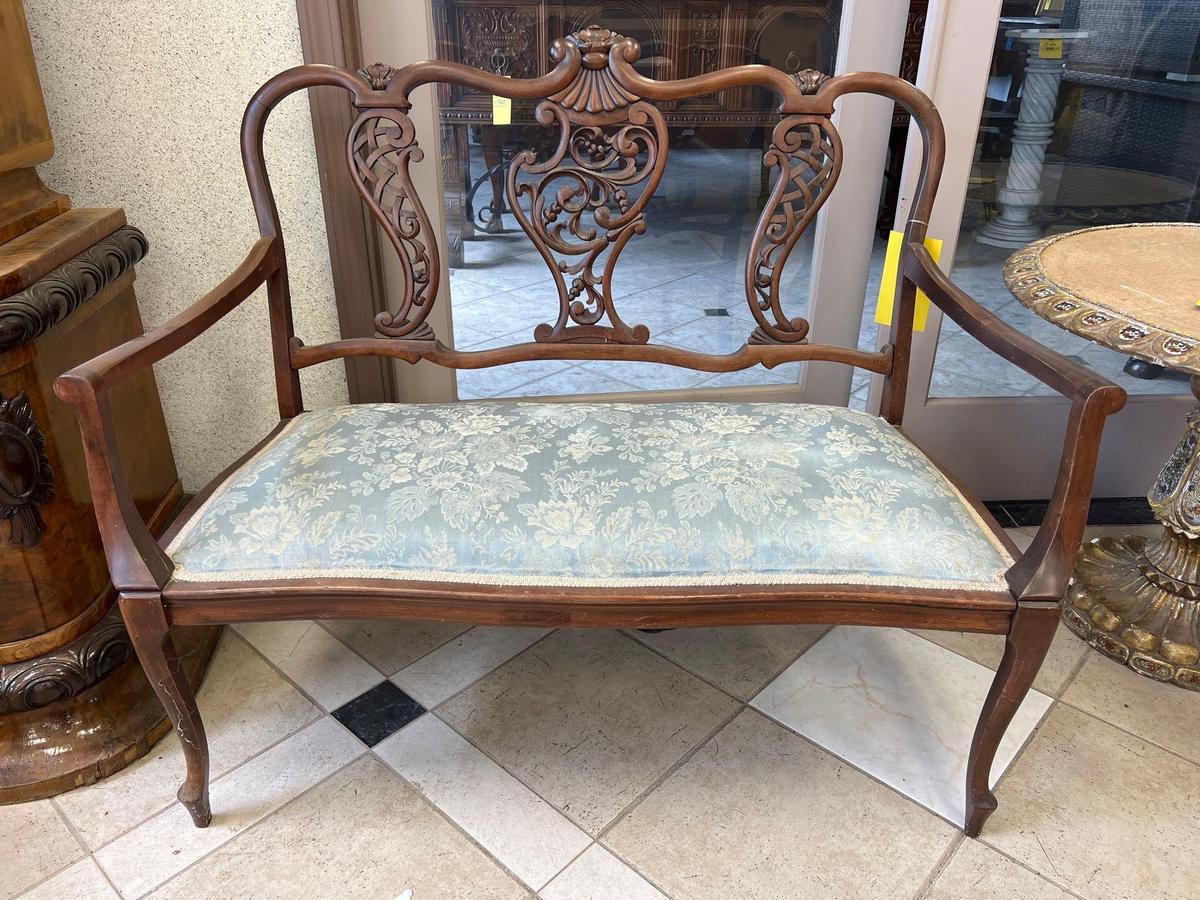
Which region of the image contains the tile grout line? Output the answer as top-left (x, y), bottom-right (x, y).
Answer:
top-left (13, 797), bottom-right (106, 900)
top-left (910, 831), bottom-right (965, 900)
top-left (1053, 694), bottom-right (1200, 772)
top-left (80, 706), bottom-right (332, 862)
top-left (530, 840), bottom-right (598, 897)
top-left (419, 628), bottom-right (561, 716)
top-left (74, 629), bottom-right (333, 858)
top-left (128, 747), bottom-right (369, 900)
top-left (228, 625), bottom-right (378, 716)
top-left (367, 725), bottom-right (580, 894)
top-left (595, 699), bottom-right (747, 843)
top-left (975, 837), bottom-right (1092, 900)
top-left (753, 700), bottom-right (973, 834)
top-left (312, 618), bottom-right (475, 686)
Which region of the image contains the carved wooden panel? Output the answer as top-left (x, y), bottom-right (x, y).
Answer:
top-left (347, 103), bottom-right (440, 339)
top-left (748, 112), bottom-right (840, 344)
top-left (438, 1), bottom-right (546, 107)
top-left (0, 390), bottom-right (53, 546)
top-left (507, 27), bottom-right (667, 343)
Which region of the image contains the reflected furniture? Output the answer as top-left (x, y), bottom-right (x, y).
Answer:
top-left (976, 28), bottom-right (1088, 248)
top-left (430, 0), bottom-right (929, 259)
top-left (57, 26), bottom-right (1125, 838)
top-left (1005, 222), bottom-right (1200, 689)
top-left (0, 0), bottom-right (217, 803)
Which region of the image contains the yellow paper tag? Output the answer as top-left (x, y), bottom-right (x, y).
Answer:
top-left (874, 231), bottom-right (943, 332)
top-left (492, 94), bottom-right (511, 125)
top-left (1039, 38), bottom-right (1063, 59)
top-left (492, 75), bottom-right (512, 125)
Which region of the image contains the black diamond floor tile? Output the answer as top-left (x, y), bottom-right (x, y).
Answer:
top-left (703, 308), bottom-right (731, 316)
top-left (332, 680), bottom-right (425, 746)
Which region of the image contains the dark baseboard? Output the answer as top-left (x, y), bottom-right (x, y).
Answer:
top-left (984, 497), bottom-right (1155, 529)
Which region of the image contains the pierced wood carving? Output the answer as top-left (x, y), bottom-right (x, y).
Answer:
top-left (0, 391), bottom-right (54, 547)
top-left (746, 115), bottom-right (842, 343)
top-left (347, 111), bottom-right (439, 339)
top-left (507, 27), bottom-right (665, 344)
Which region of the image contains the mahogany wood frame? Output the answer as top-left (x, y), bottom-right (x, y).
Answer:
top-left (55, 27), bottom-right (1126, 839)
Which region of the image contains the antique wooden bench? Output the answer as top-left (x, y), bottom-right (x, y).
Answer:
top-left (56, 26), bottom-right (1126, 838)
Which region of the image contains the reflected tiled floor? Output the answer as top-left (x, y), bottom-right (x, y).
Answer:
top-left (451, 146), bottom-right (1191, 406)
top-left (8, 527), bottom-right (1199, 899)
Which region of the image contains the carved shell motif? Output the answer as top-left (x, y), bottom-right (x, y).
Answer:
top-left (549, 25), bottom-right (640, 113)
top-left (791, 68), bottom-right (831, 95)
top-left (0, 391), bottom-right (54, 547)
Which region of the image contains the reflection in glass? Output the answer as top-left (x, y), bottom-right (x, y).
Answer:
top-left (929, 0), bottom-right (1199, 399)
top-left (430, 2), bottom-right (845, 397)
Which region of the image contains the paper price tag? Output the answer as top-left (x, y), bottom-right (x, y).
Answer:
top-left (1039, 38), bottom-right (1063, 59)
top-left (492, 95), bottom-right (512, 125)
top-left (492, 75), bottom-right (512, 125)
top-left (874, 231), bottom-right (943, 333)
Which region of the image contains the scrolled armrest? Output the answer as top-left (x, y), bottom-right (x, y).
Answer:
top-left (902, 243), bottom-right (1127, 601)
top-left (53, 237), bottom-right (282, 591)
top-left (57, 237), bottom-right (281, 393)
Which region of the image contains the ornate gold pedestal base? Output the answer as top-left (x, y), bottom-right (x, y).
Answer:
top-left (0, 625), bottom-right (220, 804)
top-left (1064, 528), bottom-right (1200, 690)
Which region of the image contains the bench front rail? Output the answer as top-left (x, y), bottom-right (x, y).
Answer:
top-left (55, 25), bottom-right (1125, 839)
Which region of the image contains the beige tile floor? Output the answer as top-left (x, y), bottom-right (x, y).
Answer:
top-left (6, 526), bottom-right (1197, 900)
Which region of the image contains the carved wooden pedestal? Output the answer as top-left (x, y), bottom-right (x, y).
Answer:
top-left (0, 218), bottom-right (220, 803)
top-left (0, 0), bottom-right (220, 803)
top-left (1064, 390), bottom-right (1200, 691)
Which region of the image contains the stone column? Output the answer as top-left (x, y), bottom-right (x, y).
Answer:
top-left (976, 30), bottom-right (1088, 249)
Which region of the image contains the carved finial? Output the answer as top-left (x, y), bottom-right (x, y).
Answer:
top-left (791, 68), bottom-right (830, 95)
top-left (550, 26), bottom-right (640, 113)
top-left (358, 62), bottom-right (396, 91)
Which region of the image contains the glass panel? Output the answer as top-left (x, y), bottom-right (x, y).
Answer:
top-left (930, 0), bottom-right (1199, 400)
top-left (429, 2), bottom-right (843, 398)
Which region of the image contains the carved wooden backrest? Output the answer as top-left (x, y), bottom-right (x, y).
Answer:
top-left (241, 25), bottom-right (945, 381)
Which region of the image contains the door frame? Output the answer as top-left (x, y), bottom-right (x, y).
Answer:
top-left (868, 0), bottom-right (1190, 499)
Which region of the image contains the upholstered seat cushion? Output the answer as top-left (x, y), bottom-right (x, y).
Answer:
top-left (167, 402), bottom-right (1013, 591)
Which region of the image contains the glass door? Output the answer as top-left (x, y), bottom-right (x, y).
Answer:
top-left (873, 0), bottom-right (1197, 498)
top-left (420, 0), bottom-right (916, 403)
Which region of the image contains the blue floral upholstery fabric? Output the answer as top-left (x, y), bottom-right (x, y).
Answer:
top-left (168, 402), bottom-right (1013, 591)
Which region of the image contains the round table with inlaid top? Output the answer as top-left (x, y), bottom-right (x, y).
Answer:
top-left (1004, 222), bottom-right (1200, 690)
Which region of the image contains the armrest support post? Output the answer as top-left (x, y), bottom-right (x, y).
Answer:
top-left (53, 237), bottom-right (284, 591)
top-left (55, 373), bottom-right (173, 591)
top-left (901, 244), bottom-right (1127, 602)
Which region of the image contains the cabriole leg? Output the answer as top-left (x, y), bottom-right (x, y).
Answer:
top-left (964, 601), bottom-right (1057, 836)
top-left (119, 593), bottom-right (212, 827)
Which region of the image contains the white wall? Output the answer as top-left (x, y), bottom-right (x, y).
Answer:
top-left (26, 0), bottom-right (349, 490)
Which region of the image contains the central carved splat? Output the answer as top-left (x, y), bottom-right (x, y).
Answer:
top-left (508, 27), bottom-right (663, 344)
top-left (348, 25), bottom-right (840, 348)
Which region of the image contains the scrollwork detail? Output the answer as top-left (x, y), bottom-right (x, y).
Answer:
top-left (347, 110), bottom-right (440, 339)
top-left (0, 391), bottom-right (54, 547)
top-left (745, 115), bottom-right (842, 343)
top-left (0, 608), bottom-right (133, 713)
top-left (507, 97), bottom-right (666, 343)
top-left (0, 225), bottom-right (148, 353)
